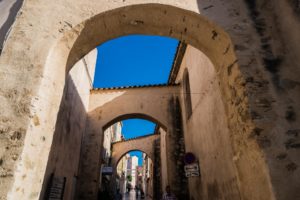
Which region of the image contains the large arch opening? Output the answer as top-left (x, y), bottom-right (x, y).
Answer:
top-left (9, 3), bottom-right (273, 200)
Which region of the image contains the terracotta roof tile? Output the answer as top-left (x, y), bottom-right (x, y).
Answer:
top-left (91, 83), bottom-right (179, 91)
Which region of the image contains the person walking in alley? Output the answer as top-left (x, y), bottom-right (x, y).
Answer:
top-left (162, 185), bottom-right (177, 200)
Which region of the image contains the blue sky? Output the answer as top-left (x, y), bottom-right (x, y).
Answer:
top-left (122, 119), bottom-right (156, 139)
top-left (122, 119), bottom-right (156, 165)
top-left (94, 35), bottom-right (178, 165)
top-left (93, 34), bottom-right (178, 88)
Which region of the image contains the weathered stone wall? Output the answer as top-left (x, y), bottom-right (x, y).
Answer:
top-left (0, 1), bottom-right (23, 197)
top-left (241, 1), bottom-right (300, 200)
top-left (0, 46), bottom-right (95, 200)
top-left (196, 0), bottom-right (300, 199)
top-left (196, 1), bottom-right (300, 199)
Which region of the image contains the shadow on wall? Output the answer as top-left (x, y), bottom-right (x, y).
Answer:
top-left (40, 75), bottom-right (87, 200)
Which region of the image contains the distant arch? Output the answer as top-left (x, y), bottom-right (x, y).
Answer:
top-left (115, 149), bottom-right (151, 169)
top-left (103, 113), bottom-right (166, 131)
top-left (111, 134), bottom-right (160, 170)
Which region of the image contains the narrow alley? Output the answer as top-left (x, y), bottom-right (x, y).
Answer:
top-left (1, 1), bottom-right (300, 200)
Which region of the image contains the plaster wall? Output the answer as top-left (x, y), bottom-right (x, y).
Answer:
top-left (39, 49), bottom-right (97, 200)
top-left (176, 45), bottom-right (240, 200)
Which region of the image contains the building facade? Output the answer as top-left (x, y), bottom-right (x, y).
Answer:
top-left (99, 122), bottom-right (123, 195)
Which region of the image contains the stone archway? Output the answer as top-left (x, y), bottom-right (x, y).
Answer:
top-left (111, 134), bottom-right (160, 170)
top-left (112, 148), bottom-right (155, 199)
top-left (40, 5), bottom-right (273, 199)
top-left (0, 2), bottom-right (278, 200)
top-left (89, 85), bottom-right (178, 130)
